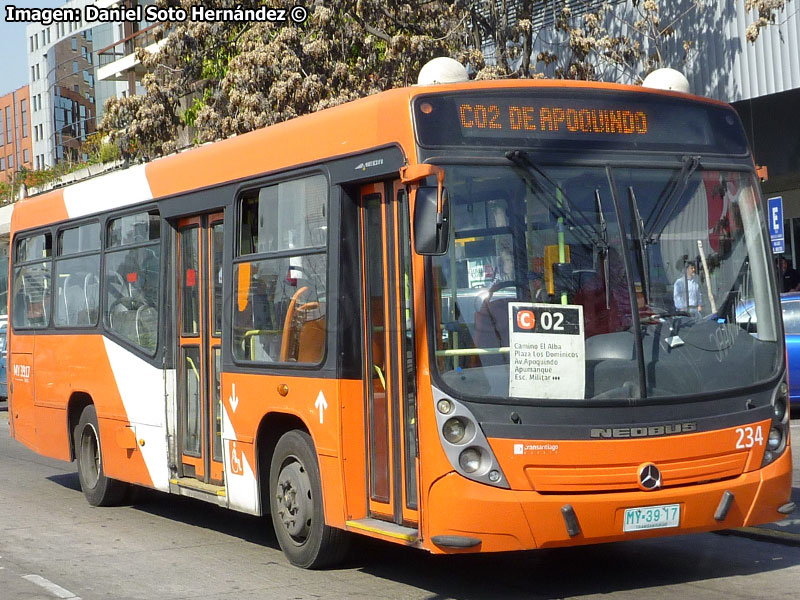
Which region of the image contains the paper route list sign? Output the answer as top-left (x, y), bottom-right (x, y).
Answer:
top-left (508, 303), bottom-right (585, 399)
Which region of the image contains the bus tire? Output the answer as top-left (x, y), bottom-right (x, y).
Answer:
top-left (269, 430), bottom-right (350, 568)
top-left (74, 405), bottom-right (128, 507)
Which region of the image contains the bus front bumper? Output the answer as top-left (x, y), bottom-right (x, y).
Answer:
top-left (423, 448), bottom-right (792, 554)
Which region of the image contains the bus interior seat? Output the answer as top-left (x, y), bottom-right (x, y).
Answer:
top-left (64, 274), bottom-right (90, 325)
top-left (108, 304), bottom-right (138, 342)
top-left (84, 273), bottom-right (99, 322)
top-left (296, 316), bottom-right (326, 363)
top-left (22, 272), bottom-right (49, 326)
top-left (135, 304), bottom-right (158, 348)
top-left (280, 286), bottom-right (311, 361)
top-left (58, 275), bottom-right (69, 324)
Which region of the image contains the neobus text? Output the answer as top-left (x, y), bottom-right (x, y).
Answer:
top-left (590, 423), bottom-right (697, 439)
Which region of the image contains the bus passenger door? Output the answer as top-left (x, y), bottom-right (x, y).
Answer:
top-left (359, 182), bottom-right (419, 527)
top-left (177, 214), bottom-right (225, 485)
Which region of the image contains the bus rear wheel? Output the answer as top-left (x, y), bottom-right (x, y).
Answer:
top-left (74, 405), bottom-right (128, 507)
top-left (269, 430), bottom-right (350, 568)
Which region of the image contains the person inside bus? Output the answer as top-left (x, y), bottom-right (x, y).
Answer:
top-left (491, 246), bottom-right (515, 286)
top-left (673, 262), bottom-right (703, 316)
top-left (780, 256), bottom-right (800, 292)
top-left (574, 247), bottom-right (631, 337)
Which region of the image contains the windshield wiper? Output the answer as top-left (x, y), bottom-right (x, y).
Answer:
top-left (627, 186), bottom-right (650, 306)
top-left (644, 155), bottom-right (701, 243)
top-left (595, 189), bottom-right (611, 310)
top-left (506, 150), bottom-right (608, 251)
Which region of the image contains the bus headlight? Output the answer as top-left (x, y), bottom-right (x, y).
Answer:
top-left (459, 447), bottom-right (485, 473)
top-left (763, 380), bottom-right (790, 467)
top-left (768, 427), bottom-right (783, 451)
top-left (443, 417), bottom-right (469, 444)
top-left (437, 399), bottom-right (454, 415)
top-left (433, 388), bottom-right (509, 489)
top-left (773, 398), bottom-right (787, 421)
top-left (442, 417), bottom-right (475, 445)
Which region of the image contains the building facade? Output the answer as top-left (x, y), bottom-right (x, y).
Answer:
top-left (25, 0), bottom-right (155, 170)
top-left (0, 86), bottom-right (33, 186)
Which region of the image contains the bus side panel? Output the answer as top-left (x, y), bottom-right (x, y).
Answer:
top-left (29, 334), bottom-right (169, 491)
top-left (339, 378), bottom-right (367, 521)
top-left (8, 334), bottom-right (36, 450)
top-left (221, 372), bottom-right (346, 525)
top-left (32, 334), bottom-right (85, 462)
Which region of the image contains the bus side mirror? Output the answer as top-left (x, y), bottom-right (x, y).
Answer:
top-left (414, 186), bottom-right (450, 255)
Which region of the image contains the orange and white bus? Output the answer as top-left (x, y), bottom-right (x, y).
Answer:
top-left (8, 73), bottom-right (793, 568)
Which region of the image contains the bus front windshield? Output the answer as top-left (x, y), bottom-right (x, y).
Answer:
top-left (430, 163), bottom-right (780, 402)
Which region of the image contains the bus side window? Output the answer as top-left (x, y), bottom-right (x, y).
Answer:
top-left (232, 256), bottom-right (327, 363)
top-left (233, 174), bottom-right (328, 365)
top-left (12, 232), bottom-right (53, 329)
top-left (13, 267), bottom-right (51, 328)
top-left (103, 211), bottom-right (161, 352)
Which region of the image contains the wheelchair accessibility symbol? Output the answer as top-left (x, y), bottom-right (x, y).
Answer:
top-left (228, 440), bottom-right (244, 476)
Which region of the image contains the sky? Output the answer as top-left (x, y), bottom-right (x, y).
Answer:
top-left (1, 1), bottom-right (65, 95)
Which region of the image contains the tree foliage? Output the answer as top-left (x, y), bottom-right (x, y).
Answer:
top-left (102, 0), bottom-right (472, 159)
top-left (745, 0), bottom-right (792, 41)
top-left (101, 0), bottom-right (795, 161)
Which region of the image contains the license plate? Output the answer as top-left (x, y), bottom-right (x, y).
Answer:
top-left (623, 504), bottom-right (681, 532)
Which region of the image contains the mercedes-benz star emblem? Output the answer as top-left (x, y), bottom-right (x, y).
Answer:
top-left (638, 463), bottom-right (662, 491)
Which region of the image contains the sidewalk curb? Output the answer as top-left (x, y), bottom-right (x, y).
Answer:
top-left (719, 526), bottom-right (800, 546)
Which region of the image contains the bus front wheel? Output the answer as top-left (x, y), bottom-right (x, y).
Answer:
top-left (74, 405), bottom-right (128, 507)
top-left (269, 430), bottom-right (349, 568)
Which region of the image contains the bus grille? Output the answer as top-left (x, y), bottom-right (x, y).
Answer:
top-left (524, 451), bottom-right (749, 493)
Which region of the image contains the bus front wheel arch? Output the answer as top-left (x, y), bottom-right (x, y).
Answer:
top-left (268, 430), bottom-right (350, 568)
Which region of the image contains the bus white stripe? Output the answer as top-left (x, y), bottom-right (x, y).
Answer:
top-left (63, 164), bottom-right (153, 220)
top-left (102, 337), bottom-right (171, 492)
top-left (221, 404), bottom-right (260, 515)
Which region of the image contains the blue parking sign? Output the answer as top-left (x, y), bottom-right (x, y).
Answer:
top-left (769, 196), bottom-right (784, 254)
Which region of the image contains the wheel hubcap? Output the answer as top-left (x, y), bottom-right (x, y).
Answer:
top-left (80, 424), bottom-right (101, 488)
top-left (275, 460), bottom-right (312, 541)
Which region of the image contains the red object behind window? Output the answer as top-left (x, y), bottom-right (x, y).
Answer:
top-left (286, 268), bottom-right (297, 287)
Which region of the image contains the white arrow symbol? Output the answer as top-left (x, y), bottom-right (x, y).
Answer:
top-left (314, 391), bottom-right (328, 424)
top-left (229, 383), bottom-right (239, 413)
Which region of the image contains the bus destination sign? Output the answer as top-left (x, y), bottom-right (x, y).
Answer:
top-left (413, 90), bottom-right (749, 155)
top-left (458, 102), bottom-right (648, 137)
